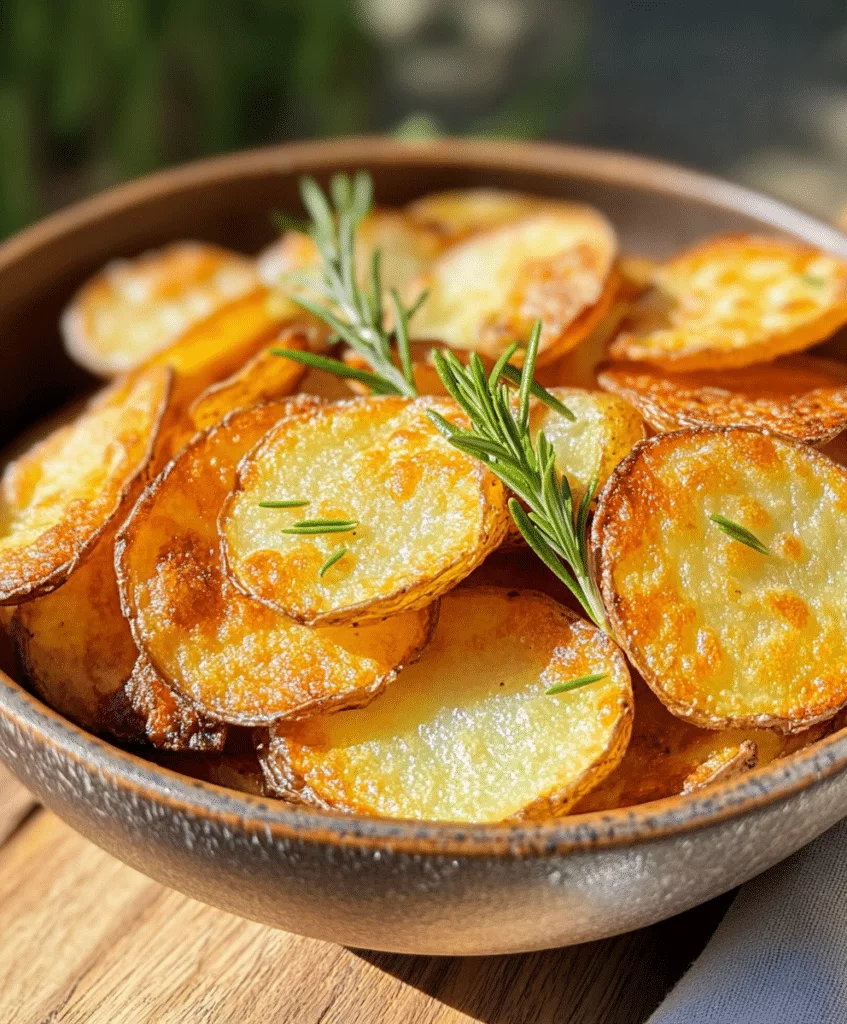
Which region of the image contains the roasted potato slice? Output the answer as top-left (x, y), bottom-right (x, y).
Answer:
top-left (609, 235), bottom-right (847, 370)
top-left (117, 399), bottom-right (438, 725)
top-left (404, 188), bottom-right (544, 243)
top-left (257, 210), bottom-right (443, 296)
top-left (187, 328), bottom-right (308, 432)
top-left (598, 355), bottom-right (847, 445)
top-left (575, 677), bottom-right (827, 811)
top-left (0, 365), bottom-right (170, 604)
top-left (62, 242), bottom-right (260, 376)
top-left (125, 656), bottom-right (227, 752)
top-left (341, 342), bottom-right (454, 397)
top-left (407, 208), bottom-right (619, 365)
top-left (593, 427), bottom-right (847, 731)
top-left (259, 588), bottom-right (633, 823)
top-left (220, 396), bottom-right (509, 626)
top-left (150, 751), bottom-right (265, 795)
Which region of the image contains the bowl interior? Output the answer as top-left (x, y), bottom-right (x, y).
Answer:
top-left (3, 137), bottom-right (847, 854)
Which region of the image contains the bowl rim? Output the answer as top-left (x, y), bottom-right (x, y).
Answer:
top-left (3, 135), bottom-right (847, 860)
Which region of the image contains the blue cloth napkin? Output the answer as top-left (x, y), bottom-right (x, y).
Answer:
top-left (649, 816), bottom-right (847, 1023)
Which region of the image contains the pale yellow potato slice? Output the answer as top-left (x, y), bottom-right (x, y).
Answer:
top-left (117, 399), bottom-right (438, 725)
top-left (610, 234), bottom-right (847, 370)
top-left (257, 210), bottom-right (443, 296)
top-left (62, 242), bottom-right (260, 376)
top-left (575, 677), bottom-right (827, 811)
top-left (405, 188), bottom-right (544, 243)
top-left (407, 208), bottom-right (619, 365)
top-left (0, 365), bottom-right (170, 604)
top-left (593, 426), bottom-right (847, 731)
top-left (598, 355), bottom-right (847, 445)
top-left (260, 587), bottom-right (633, 823)
top-left (220, 396), bottom-right (509, 626)
top-left (187, 327), bottom-right (308, 432)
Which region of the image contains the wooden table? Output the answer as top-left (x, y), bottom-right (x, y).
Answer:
top-left (0, 764), bottom-right (731, 1024)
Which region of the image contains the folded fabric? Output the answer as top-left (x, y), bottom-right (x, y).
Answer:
top-left (649, 816), bottom-right (847, 1023)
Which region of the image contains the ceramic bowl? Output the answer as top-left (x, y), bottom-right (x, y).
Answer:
top-left (2, 138), bottom-right (847, 956)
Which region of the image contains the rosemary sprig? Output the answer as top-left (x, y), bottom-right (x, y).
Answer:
top-left (281, 519), bottom-right (359, 536)
top-left (708, 514), bottom-right (771, 555)
top-left (428, 322), bottom-right (609, 631)
top-left (258, 499), bottom-right (310, 509)
top-left (276, 172), bottom-right (420, 397)
top-left (319, 547), bottom-right (349, 577)
top-left (546, 672), bottom-right (607, 696)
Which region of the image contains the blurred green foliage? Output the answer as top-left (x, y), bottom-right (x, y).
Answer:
top-left (0, 0), bottom-right (375, 237)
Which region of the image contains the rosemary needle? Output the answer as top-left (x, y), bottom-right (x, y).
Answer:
top-left (281, 519), bottom-right (359, 536)
top-left (708, 514), bottom-right (771, 555)
top-left (258, 499), bottom-right (310, 509)
top-left (319, 547), bottom-right (348, 577)
top-left (546, 673), bottom-right (607, 696)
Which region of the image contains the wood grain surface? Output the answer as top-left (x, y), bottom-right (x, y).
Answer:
top-left (0, 770), bottom-right (731, 1024)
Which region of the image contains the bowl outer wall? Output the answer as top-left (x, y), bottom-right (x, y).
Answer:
top-left (2, 138), bottom-right (847, 954)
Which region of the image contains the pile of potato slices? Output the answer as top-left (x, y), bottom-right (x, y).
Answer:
top-left (4, 182), bottom-right (847, 826)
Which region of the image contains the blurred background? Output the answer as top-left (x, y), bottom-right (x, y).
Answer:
top-left (1, 0), bottom-right (846, 239)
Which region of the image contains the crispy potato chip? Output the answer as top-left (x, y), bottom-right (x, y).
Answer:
top-left (221, 396), bottom-right (509, 627)
top-left (117, 399), bottom-right (438, 725)
top-left (0, 365), bottom-right (170, 604)
top-left (407, 208), bottom-right (619, 365)
top-left (257, 210), bottom-right (443, 296)
top-left (404, 188), bottom-right (544, 243)
top-left (341, 342), bottom-right (453, 397)
top-left (125, 656), bottom-right (227, 752)
top-left (598, 354), bottom-right (847, 445)
top-left (526, 387), bottom-right (645, 506)
top-left (187, 328), bottom-right (308, 432)
top-left (609, 235), bottom-right (847, 370)
top-left (260, 587), bottom-right (633, 823)
top-left (62, 242), bottom-right (260, 376)
top-left (575, 678), bottom-right (828, 811)
top-left (617, 255), bottom-right (659, 302)
top-left (593, 427), bottom-right (847, 731)
top-left (10, 517), bottom-right (141, 738)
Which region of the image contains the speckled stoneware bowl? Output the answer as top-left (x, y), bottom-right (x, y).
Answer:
top-left (3, 138), bottom-right (847, 956)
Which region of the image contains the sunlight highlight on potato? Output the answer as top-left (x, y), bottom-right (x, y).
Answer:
top-left (610, 235), bottom-right (847, 370)
top-left (220, 396), bottom-right (509, 626)
top-left (117, 399), bottom-right (438, 724)
top-left (62, 242), bottom-right (260, 376)
top-left (404, 188), bottom-right (544, 243)
top-left (593, 427), bottom-right (847, 731)
top-left (598, 355), bottom-right (847, 444)
top-left (0, 365), bottom-right (170, 604)
top-left (261, 588), bottom-right (633, 823)
top-left (407, 208), bottom-right (618, 364)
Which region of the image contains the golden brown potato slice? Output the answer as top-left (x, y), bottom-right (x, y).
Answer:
top-left (341, 342), bottom-right (454, 397)
top-left (257, 210), bottom-right (443, 296)
top-left (598, 355), bottom-right (847, 445)
top-left (404, 188), bottom-right (544, 243)
top-left (62, 242), bottom-right (260, 376)
top-left (117, 399), bottom-right (438, 725)
top-left (617, 255), bottom-right (659, 301)
top-left (593, 427), bottom-right (847, 732)
top-left (125, 656), bottom-right (227, 752)
top-left (220, 396), bottom-right (509, 626)
top-left (260, 588), bottom-right (633, 823)
top-left (187, 327), bottom-right (308, 432)
top-left (609, 235), bottom-right (847, 370)
top-left (0, 365), bottom-right (170, 604)
top-left (407, 208), bottom-right (619, 365)
top-left (575, 677), bottom-right (828, 811)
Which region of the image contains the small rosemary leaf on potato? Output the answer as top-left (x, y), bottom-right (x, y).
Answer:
top-left (598, 354), bottom-right (847, 445)
top-left (260, 587), bottom-right (633, 823)
top-left (406, 208), bottom-right (619, 366)
top-left (116, 397), bottom-right (437, 725)
top-left (220, 396), bottom-right (509, 627)
top-left (609, 234), bottom-right (847, 370)
top-left (0, 365), bottom-right (171, 604)
top-left (593, 426), bottom-right (847, 732)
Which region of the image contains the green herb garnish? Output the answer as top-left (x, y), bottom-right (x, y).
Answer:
top-left (319, 547), bottom-right (349, 577)
top-left (281, 519), bottom-right (359, 536)
top-left (708, 514), bottom-right (771, 555)
top-left (258, 499), bottom-right (310, 509)
top-left (546, 672), bottom-right (608, 696)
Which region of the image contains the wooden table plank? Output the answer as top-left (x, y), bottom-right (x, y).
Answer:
top-left (0, 808), bottom-right (730, 1024)
top-left (0, 763), bottom-right (36, 844)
